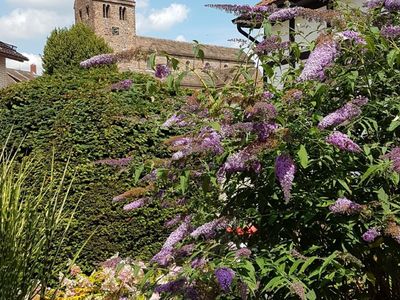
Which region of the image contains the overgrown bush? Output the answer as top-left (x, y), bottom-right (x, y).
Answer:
top-left (104, 2), bottom-right (400, 299)
top-left (0, 68), bottom-right (186, 271)
top-left (42, 23), bottom-right (113, 75)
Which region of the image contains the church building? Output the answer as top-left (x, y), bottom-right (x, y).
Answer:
top-left (73, 0), bottom-right (248, 88)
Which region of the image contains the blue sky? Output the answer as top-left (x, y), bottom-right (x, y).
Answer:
top-left (0, 0), bottom-right (255, 72)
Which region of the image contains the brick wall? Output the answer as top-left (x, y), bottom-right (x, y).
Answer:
top-left (0, 56), bottom-right (7, 90)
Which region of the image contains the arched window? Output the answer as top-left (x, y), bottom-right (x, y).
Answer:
top-left (79, 10), bottom-right (82, 20)
top-left (103, 4), bottom-right (110, 18)
top-left (86, 5), bottom-right (90, 17)
top-left (204, 62), bottom-right (211, 70)
top-left (224, 64), bottom-right (229, 68)
top-left (120, 7), bottom-right (126, 20)
top-left (185, 61), bottom-right (191, 71)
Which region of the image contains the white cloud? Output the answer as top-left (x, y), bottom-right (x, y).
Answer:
top-left (136, 3), bottom-right (189, 32)
top-left (175, 35), bottom-right (187, 42)
top-left (6, 0), bottom-right (71, 10)
top-left (0, 9), bottom-right (72, 40)
top-left (136, 0), bottom-right (150, 9)
top-left (6, 53), bottom-right (43, 75)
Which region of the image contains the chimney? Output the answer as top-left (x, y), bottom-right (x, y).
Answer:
top-left (30, 64), bottom-right (37, 75)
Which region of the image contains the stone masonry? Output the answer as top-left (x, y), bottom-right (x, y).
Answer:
top-left (74, 0), bottom-right (250, 87)
top-left (0, 56), bottom-right (7, 89)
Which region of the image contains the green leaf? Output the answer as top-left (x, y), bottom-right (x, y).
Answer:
top-left (338, 179), bottom-right (352, 195)
top-left (133, 165), bottom-right (144, 184)
top-left (297, 145), bottom-right (309, 169)
top-left (299, 256), bottom-right (318, 274)
top-left (148, 52), bottom-right (156, 69)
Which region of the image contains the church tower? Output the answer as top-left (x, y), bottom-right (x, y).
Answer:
top-left (74, 0), bottom-right (136, 51)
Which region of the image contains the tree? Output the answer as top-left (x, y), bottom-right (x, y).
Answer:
top-left (42, 23), bottom-right (113, 75)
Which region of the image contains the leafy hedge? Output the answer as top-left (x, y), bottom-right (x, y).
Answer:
top-left (0, 68), bottom-right (186, 270)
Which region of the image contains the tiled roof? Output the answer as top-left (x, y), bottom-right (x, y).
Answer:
top-left (132, 36), bottom-right (245, 63)
top-left (7, 68), bottom-right (37, 84)
top-left (0, 41), bottom-right (28, 62)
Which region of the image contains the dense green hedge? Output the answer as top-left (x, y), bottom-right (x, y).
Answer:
top-left (0, 68), bottom-right (185, 270)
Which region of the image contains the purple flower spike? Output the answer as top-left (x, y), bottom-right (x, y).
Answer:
top-left (329, 198), bottom-right (362, 215)
top-left (362, 228), bottom-right (381, 242)
top-left (382, 147), bottom-right (400, 173)
top-left (190, 218), bottom-right (227, 239)
top-left (155, 64), bottom-right (171, 79)
top-left (338, 30), bottom-right (367, 45)
top-left (123, 198), bottom-right (149, 211)
top-left (326, 131), bottom-right (362, 153)
top-left (364, 0), bottom-right (384, 9)
top-left (111, 79), bottom-right (133, 91)
top-left (162, 216), bottom-right (192, 249)
top-left (381, 25), bottom-right (400, 38)
top-left (299, 40), bottom-right (339, 82)
top-left (262, 91), bottom-right (275, 100)
top-left (215, 267), bottom-right (235, 292)
top-left (80, 54), bottom-right (116, 68)
top-left (235, 248), bottom-right (252, 258)
top-left (254, 36), bottom-right (290, 54)
top-left (385, 0), bottom-right (400, 11)
top-left (150, 248), bottom-right (173, 266)
top-left (154, 279), bottom-right (186, 293)
top-left (318, 96), bottom-right (368, 130)
top-left (268, 7), bottom-right (302, 22)
top-left (275, 155), bottom-right (296, 203)
top-left (162, 114), bottom-right (187, 128)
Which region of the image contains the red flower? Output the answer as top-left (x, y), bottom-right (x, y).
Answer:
top-left (236, 227), bottom-right (245, 236)
top-left (247, 225), bottom-right (258, 236)
top-left (226, 226), bottom-right (233, 233)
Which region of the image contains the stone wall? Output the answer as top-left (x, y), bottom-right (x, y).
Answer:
top-left (0, 56), bottom-right (7, 89)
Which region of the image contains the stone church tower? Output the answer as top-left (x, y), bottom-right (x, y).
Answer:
top-left (74, 0), bottom-right (136, 50)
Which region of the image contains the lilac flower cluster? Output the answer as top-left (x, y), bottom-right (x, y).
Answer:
top-left (206, 4), bottom-right (275, 16)
top-left (171, 128), bottom-right (223, 160)
top-left (162, 216), bottom-right (192, 249)
top-left (154, 279), bottom-right (186, 293)
top-left (268, 7), bottom-right (302, 22)
top-left (362, 228), bottom-right (381, 242)
top-left (190, 217), bottom-right (227, 239)
top-left (221, 122), bottom-right (254, 138)
top-left (275, 155), bottom-right (296, 203)
top-left (254, 122), bottom-right (278, 142)
top-left (151, 217), bottom-right (191, 266)
top-left (338, 30), bottom-right (367, 45)
top-left (246, 102), bottom-right (278, 121)
top-left (95, 157), bottom-right (132, 167)
top-left (123, 197), bottom-right (150, 211)
top-left (217, 149), bottom-right (261, 180)
top-left (382, 147), bottom-right (400, 173)
top-left (254, 36), bottom-right (290, 54)
top-left (299, 40), bottom-right (339, 82)
top-left (329, 198), bottom-right (363, 215)
top-left (155, 64), bottom-right (171, 79)
top-left (326, 131), bottom-right (362, 153)
top-left (161, 114), bottom-right (187, 128)
top-left (262, 91), bottom-right (275, 100)
top-left (111, 79), bottom-right (133, 92)
top-left (318, 96), bottom-right (368, 129)
top-left (191, 257), bottom-right (207, 269)
top-left (235, 248), bottom-right (252, 258)
top-left (385, 0), bottom-right (400, 11)
top-left (215, 267), bottom-right (235, 292)
top-left (364, 0), bottom-right (384, 9)
top-left (80, 54), bottom-right (116, 69)
top-left (381, 25), bottom-right (400, 38)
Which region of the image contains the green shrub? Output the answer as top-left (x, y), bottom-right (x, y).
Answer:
top-left (0, 68), bottom-right (186, 271)
top-left (42, 23), bottom-right (113, 75)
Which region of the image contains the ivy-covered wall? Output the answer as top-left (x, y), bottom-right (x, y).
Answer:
top-left (0, 68), bottom-right (185, 270)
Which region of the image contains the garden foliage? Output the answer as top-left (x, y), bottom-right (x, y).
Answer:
top-left (101, 1), bottom-right (400, 299)
top-left (0, 68), bottom-right (186, 271)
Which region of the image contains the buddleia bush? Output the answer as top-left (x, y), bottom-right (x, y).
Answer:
top-left (101, 1), bottom-right (400, 299)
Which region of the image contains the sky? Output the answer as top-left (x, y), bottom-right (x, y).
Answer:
top-left (0, 0), bottom-right (255, 74)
